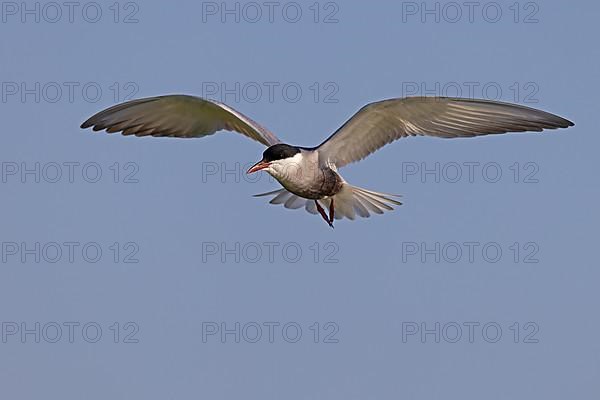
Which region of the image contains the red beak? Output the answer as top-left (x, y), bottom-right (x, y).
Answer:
top-left (247, 160), bottom-right (270, 174)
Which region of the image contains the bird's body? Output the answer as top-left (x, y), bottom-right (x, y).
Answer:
top-left (81, 94), bottom-right (574, 227)
top-left (261, 147), bottom-right (344, 200)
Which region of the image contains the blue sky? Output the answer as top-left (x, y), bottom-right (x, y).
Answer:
top-left (0, 1), bottom-right (597, 398)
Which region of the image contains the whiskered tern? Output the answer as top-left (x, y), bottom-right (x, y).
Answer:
top-left (81, 95), bottom-right (573, 227)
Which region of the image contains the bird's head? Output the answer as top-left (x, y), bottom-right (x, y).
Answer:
top-left (247, 144), bottom-right (302, 175)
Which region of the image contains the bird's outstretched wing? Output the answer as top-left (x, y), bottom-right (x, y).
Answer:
top-left (317, 97), bottom-right (574, 168)
top-left (81, 95), bottom-right (281, 147)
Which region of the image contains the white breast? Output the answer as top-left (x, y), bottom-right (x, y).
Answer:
top-left (266, 151), bottom-right (322, 195)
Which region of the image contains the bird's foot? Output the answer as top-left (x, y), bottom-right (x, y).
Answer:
top-left (315, 200), bottom-right (334, 229)
top-left (328, 198), bottom-right (335, 226)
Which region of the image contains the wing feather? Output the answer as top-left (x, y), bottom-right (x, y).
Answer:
top-left (81, 95), bottom-right (281, 147)
top-left (317, 97), bottom-right (574, 168)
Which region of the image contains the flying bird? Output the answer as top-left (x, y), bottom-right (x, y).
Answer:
top-left (81, 95), bottom-right (573, 227)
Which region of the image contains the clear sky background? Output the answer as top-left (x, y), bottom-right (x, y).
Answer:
top-left (0, 1), bottom-right (598, 398)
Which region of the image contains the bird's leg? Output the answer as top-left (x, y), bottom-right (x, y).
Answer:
top-left (328, 198), bottom-right (335, 225)
top-left (315, 200), bottom-right (334, 228)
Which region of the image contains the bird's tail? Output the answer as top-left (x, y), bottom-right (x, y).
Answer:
top-left (254, 183), bottom-right (401, 221)
top-left (327, 184), bottom-right (402, 220)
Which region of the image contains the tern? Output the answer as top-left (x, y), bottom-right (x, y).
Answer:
top-left (81, 95), bottom-right (573, 227)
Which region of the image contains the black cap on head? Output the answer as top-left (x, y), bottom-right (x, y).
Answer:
top-left (262, 144), bottom-right (300, 162)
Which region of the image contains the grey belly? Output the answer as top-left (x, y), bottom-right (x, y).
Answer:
top-left (278, 168), bottom-right (343, 200)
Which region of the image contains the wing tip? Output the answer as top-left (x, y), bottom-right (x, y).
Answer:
top-left (545, 117), bottom-right (574, 130)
